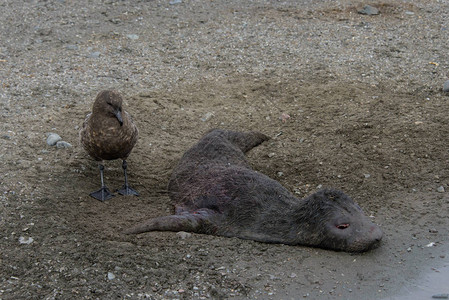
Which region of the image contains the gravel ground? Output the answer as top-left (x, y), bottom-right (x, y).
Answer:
top-left (1, 0), bottom-right (449, 299)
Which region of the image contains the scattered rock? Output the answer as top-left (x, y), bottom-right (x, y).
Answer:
top-left (2, 135), bottom-right (11, 140)
top-left (201, 112), bottom-right (214, 122)
top-left (437, 186), bottom-right (445, 193)
top-left (433, 294), bottom-right (449, 299)
top-left (364, 174), bottom-right (371, 179)
top-left (358, 5), bottom-right (380, 15)
top-left (443, 80), bottom-right (449, 93)
top-left (89, 51), bottom-right (101, 58)
top-left (169, 0), bottom-right (182, 4)
top-left (46, 133), bottom-right (62, 146)
top-left (66, 44), bottom-right (78, 50)
top-left (279, 113), bottom-right (290, 122)
top-left (19, 236), bottom-right (34, 244)
top-left (176, 231), bottom-right (192, 239)
top-left (107, 272), bottom-right (115, 280)
top-left (126, 34), bottom-right (139, 40)
top-left (56, 141), bottom-right (72, 148)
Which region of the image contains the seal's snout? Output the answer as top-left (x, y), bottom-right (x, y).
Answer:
top-left (371, 224), bottom-right (383, 240)
top-left (367, 224), bottom-right (383, 250)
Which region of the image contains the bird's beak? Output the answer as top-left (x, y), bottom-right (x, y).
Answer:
top-left (115, 110), bottom-right (123, 126)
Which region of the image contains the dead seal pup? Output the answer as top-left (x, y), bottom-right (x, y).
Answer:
top-left (125, 129), bottom-right (382, 252)
top-left (80, 90), bottom-right (139, 201)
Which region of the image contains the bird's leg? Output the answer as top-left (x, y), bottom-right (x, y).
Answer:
top-left (89, 163), bottom-right (115, 201)
top-left (117, 160), bottom-right (139, 196)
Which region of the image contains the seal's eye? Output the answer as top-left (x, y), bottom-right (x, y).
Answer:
top-left (336, 223), bottom-right (349, 229)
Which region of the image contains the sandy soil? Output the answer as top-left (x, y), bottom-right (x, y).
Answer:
top-left (1, 0), bottom-right (448, 299)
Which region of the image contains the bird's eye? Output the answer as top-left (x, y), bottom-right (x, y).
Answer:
top-left (336, 223), bottom-right (349, 229)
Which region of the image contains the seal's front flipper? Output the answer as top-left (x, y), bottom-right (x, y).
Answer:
top-left (123, 209), bottom-right (219, 235)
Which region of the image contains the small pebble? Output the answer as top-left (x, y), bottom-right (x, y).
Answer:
top-left (443, 80), bottom-right (449, 93)
top-left (19, 236), bottom-right (34, 244)
top-left (66, 44), bottom-right (78, 50)
top-left (358, 5), bottom-right (380, 15)
top-left (437, 186), bottom-right (445, 193)
top-left (201, 112), bottom-right (214, 122)
top-left (56, 141), bottom-right (72, 149)
top-left (126, 34), bottom-right (139, 40)
top-left (169, 0), bottom-right (182, 4)
top-left (107, 272), bottom-right (115, 280)
top-left (46, 133), bottom-right (62, 146)
top-left (176, 231), bottom-right (192, 239)
top-left (432, 294), bottom-right (449, 299)
top-left (89, 51), bottom-right (101, 58)
top-left (364, 174), bottom-right (371, 179)
top-left (2, 135), bottom-right (11, 140)
top-left (279, 113), bottom-right (290, 122)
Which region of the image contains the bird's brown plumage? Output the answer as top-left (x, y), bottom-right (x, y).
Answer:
top-left (80, 90), bottom-right (139, 201)
top-left (80, 90), bottom-right (138, 161)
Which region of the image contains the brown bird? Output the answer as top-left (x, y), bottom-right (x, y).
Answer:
top-left (80, 90), bottom-right (139, 201)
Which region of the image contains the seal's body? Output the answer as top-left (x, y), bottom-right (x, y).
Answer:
top-left (126, 129), bottom-right (382, 252)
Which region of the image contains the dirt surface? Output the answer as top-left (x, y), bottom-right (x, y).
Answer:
top-left (1, 0), bottom-right (449, 299)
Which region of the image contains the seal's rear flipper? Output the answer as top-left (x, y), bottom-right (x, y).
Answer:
top-left (123, 209), bottom-right (219, 235)
top-left (205, 129), bottom-right (270, 153)
top-left (223, 130), bottom-right (270, 153)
